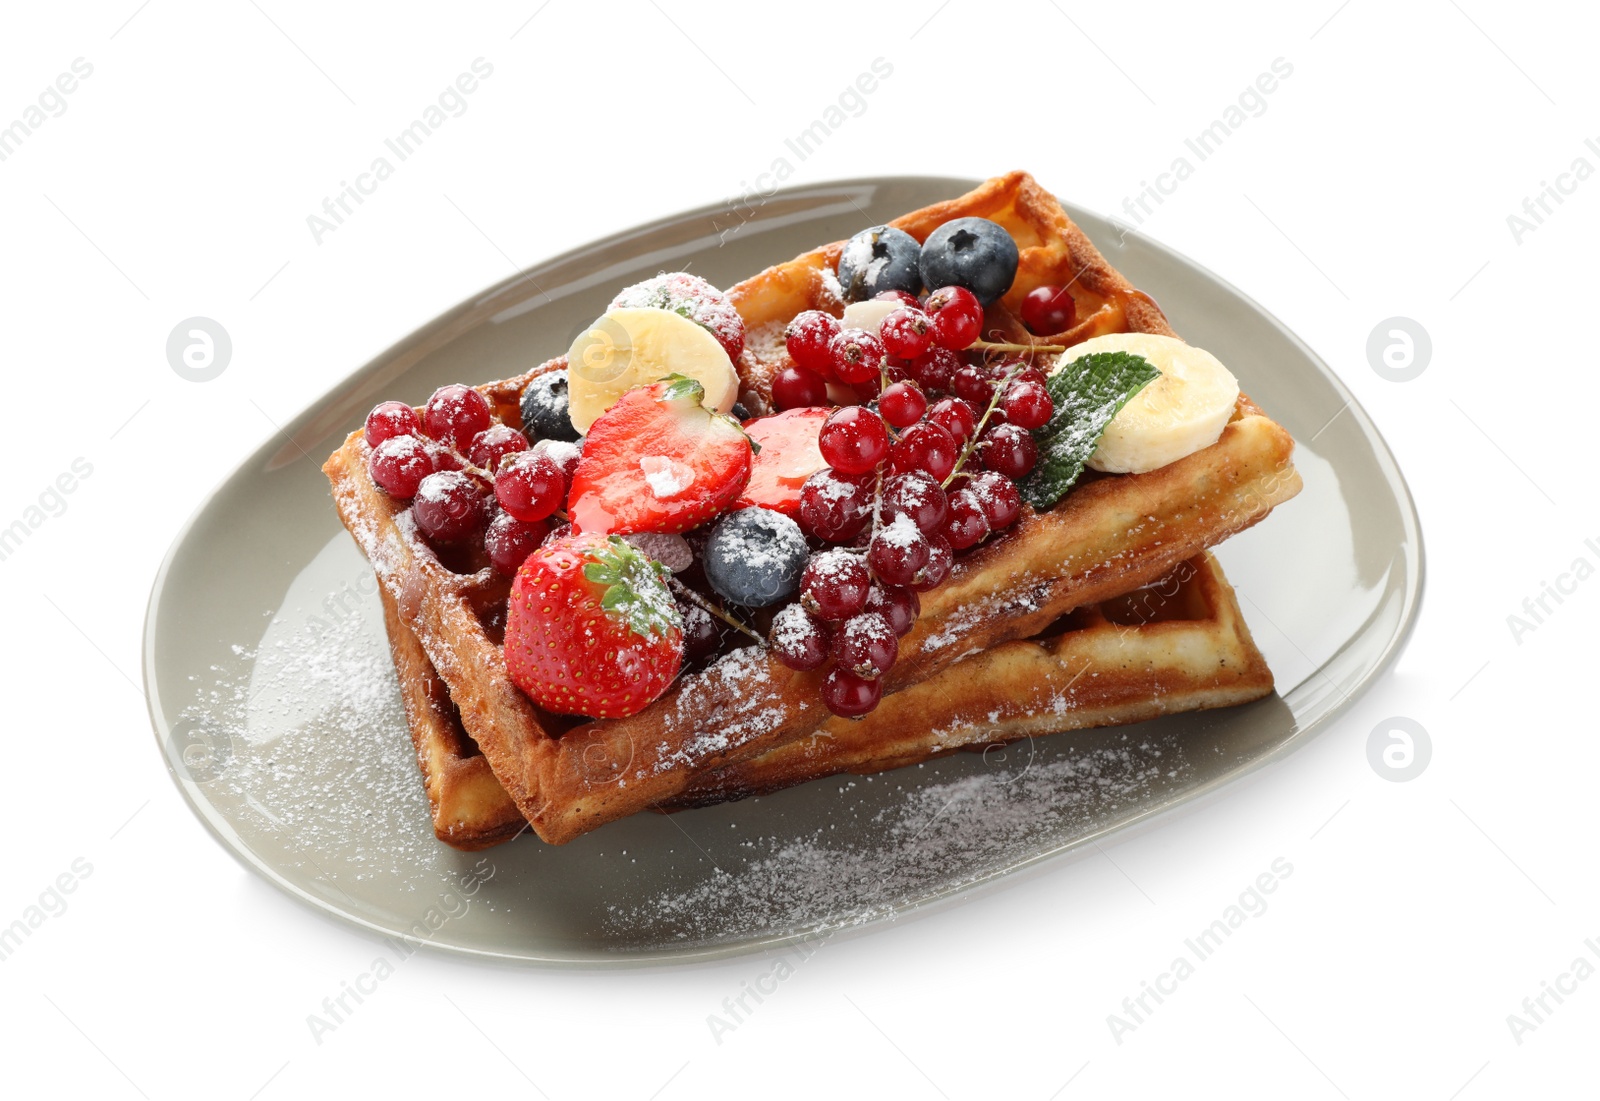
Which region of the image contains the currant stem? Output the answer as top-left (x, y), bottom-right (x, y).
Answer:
top-left (969, 339), bottom-right (1067, 355)
top-left (668, 578), bottom-right (764, 645)
top-left (942, 362), bottom-right (1025, 489)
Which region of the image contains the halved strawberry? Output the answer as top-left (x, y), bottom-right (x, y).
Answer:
top-left (567, 376), bottom-right (754, 535)
top-left (504, 533), bottom-right (684, 719)
top-left (735, 407), bottom-right (830, 517)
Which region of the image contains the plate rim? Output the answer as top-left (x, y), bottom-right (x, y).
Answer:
top-left (142, 173), bottom-right (1426, 967)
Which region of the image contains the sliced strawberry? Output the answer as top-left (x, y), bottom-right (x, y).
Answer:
top-left (567, 377), bottom-right (753, 535)
top-left (504, 533), bottom-right (684, 719)
top-left (735, 407), bottom-right (831, 517)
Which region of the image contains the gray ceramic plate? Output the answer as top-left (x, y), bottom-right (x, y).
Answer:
top-left (144, 176), bottom-right (1423, 966)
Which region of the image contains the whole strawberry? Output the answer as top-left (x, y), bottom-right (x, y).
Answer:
top-left (505, 534), bottom-right (684, 719)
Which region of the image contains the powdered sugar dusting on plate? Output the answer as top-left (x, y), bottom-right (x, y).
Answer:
top-left (170, 537), bottom-right (439, 878)
top-left (606, 732), bottom-right (1191, 940)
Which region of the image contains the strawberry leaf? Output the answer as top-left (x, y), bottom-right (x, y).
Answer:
top-left (582, 537), bottom-right (683, 638)
top-left (657, 374), bottom-right (706, 405)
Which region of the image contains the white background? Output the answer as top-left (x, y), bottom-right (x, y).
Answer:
top-left (3, 1), bottom-right (1596, 1097)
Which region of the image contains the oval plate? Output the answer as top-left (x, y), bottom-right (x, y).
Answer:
top-left (144, 176), bottom-right (1423, 966)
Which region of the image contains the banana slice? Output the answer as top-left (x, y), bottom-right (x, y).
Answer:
top-left (1057, 332), bottom-right (1240, 475)
top-left (566, 307), bottom-right (739, 434)
top-left (841, 298), bottom-right (901, 334)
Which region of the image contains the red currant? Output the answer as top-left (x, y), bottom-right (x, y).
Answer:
top-left (800, 549), bottom-right (872, 621)
top-left (832, 612), bottom-right (898, 679)
top-left (365, 400), bottom-right (419, 448)
top-left (943, 489), bottom-right (990, 550)
top-left (413, 471), bottom-right (487, 544)
top-left (874, 289), bottom-right (921, 309)
top-left (888, 421), bottom-right (958, 483)
top-left (818, 405), bottom-right (889, 475)
top-left (467, 424), bottom-right (530, 472)
top-left (533, 438), bottom-right (582, 483)
top-left (952, 365), bottom-right (995, 407)
top-left (769, 603), bottom-right (831, 672)
top-left (424, 439), bottom-right (464, 472)
top-left (484, 511), bottom-right (549, 575)
top-left (772, 364), bottom-right (830, 410)
top-left (369, 434), bottom-right (435, 498)
top-left (830, 328), bottom-right (885, 385)
top-left (867, 516), bottom-right (931, 587)
top-left (1013, 365), bottom-right (1049, 389)
top-left (911, 535), bottom-right (953, 591)
top-left (822, 667), bottom-right (882, 718)
top-left (494, 449), bottom-right (566, 523)
top-left (798, 468), bottom-right (874, 543)
top-left (879, 308), bottom-right (932, 360)
top-left (881, 471), bottom-right (948, 537)
top-left (865, 584), bottom-right (920, 637)
top-left (879, 381), bottom-right (927, 429)
top-left (924, 285), bottom-right (983, 350)
top-left (785, 310), bottom-right (841, 377)
top-left (928, 397), bottom-right (979, 445)
top-left (981, 424), bottom-right (1038, 480)
top-left (909, 346), bottom-right (960, 391)
top-left (1003, 380), bottom-right (1053, 430)
top-left (423, 384), bottom-right (492, 450)
top-left (1020, 284), bottom-right (1077, 335)
top-left (967, 470), bottom-right (1022, 530)
top-left (678, 601), bottom-right (722, 666)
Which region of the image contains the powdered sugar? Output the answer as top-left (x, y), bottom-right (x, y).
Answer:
top-left (877, 513), bottom-right (921, 550)
top-left (640, 455), bottom-right (695, 498)
top-left (605, 731), bottom-right (1192, 941)
top-left (171, 537), bottom-right (438, 877)
top-left (771, 603), bottom-right (816, 651)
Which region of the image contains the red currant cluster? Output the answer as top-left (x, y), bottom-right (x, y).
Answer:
top-left (364, 385), bottom-right (575, 575)
top-left (767, 286), bottom-right (1058, 718)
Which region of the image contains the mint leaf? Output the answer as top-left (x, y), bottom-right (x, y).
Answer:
top-left (1020, 351), bottom-right (1161, 511)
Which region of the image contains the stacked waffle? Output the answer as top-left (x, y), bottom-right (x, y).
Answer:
top-left (324, 172), bottom-right (1300, 850)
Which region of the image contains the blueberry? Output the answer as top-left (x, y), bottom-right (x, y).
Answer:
top-left (918, 217), bottom-right (1019, 306)
top-left (731, 401), bottom-right (751, 422)
top-left (519, 369), bottom-right (580, 443)
top-left (702, 506), bottom-right (808, 608)
top-left (837, 226), bottom-right (922, 302)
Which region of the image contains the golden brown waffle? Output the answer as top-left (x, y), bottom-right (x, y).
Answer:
top-left (379, 586), bottom-right (525, 849)
top-left (381, 553), bottom-right (1272, 847)
top-left (324, 171), bottom-right (1301, 845)
top-left (666, 552), bottom-right (1272, 809)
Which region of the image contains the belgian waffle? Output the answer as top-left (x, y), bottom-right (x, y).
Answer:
top-left (324, 171), bottom-right (1301, 845)
top-left (382, 553), bottom-right (1271, 847)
